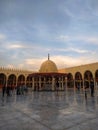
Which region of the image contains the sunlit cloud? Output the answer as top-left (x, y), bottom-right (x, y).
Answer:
top-left (51, 54), bottom-right (98, 69)
top-left (9, 44), bottom-right (23, 49)
top-left (25, 58), bottom-right (43, 71)
top-left (24, 52), bottom-right (98, 71)
top-left (0, 41), bottom-right (25, 50)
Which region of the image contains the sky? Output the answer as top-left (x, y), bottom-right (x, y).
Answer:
top-left (0, 0), bottom-right (98, 71)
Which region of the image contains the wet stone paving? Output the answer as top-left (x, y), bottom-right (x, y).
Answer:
top-left (0, 90), bottom-right (98, 130)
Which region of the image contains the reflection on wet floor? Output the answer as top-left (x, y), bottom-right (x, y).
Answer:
top-left (0, 90), bottom-right (98, 130)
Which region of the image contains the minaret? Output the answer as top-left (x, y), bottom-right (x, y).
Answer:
top-left (48, 53), bottom-right (50, 60)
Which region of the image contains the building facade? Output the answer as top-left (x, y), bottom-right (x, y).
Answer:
top-left (59, 62), bottom-right (98, 90)
top-left (0, 58), bottom-right (98, 91)
top-left (28, 56), bottom-right (67, 91)
top-left (0, 67), bottom-right (33, 89)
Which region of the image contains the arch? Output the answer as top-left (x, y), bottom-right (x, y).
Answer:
top-left (0, 73), bottom-right (6, 88)
top-left (17, 74), bottom-right (25, 86)
top-left (7, 74), bottom-right (16, 88)
top-left (67, 73), bottom-right (74, 88)
top-left (95, 70), bottom-right (98, 84)
top-left (84, 70), bottom-right (93, 88)
top-left (84, 70), bottom-right (93, 80)
top-left (75, 72), bottom-right (82, 79)
top-left (26, 76), bottom-right (32, 88)
top-left (75, 72), bottom-right (82, 89)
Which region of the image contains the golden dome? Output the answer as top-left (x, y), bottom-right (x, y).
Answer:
top-left (39, 55), bottom-right (58, 73)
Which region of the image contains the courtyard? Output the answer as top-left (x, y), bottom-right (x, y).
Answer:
top-left (0, 89), bottom-right (98, 130)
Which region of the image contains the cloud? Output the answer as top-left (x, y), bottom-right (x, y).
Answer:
top-left (57, 35), bottom-right (98, 45)
top-left (0, 34), bottom-right (6, 40)
top-left (56, 35), bottom-right (70, 41)
top-left (25, 57), bottom-right (48, 71)
top-left (86, 0), bottom-right (98, 17)
top-left (0, 47), bottom-right (97, 71)
top-left (85, 37), bottom-right (98, 44)
top-left (23, 52), bottom-right (98, 71)
top-left (62, 0), bottom-right (97, 21)
top-left (0, 0), bottom-right (98, 71)
top-left (65, 48), bottom-right (89, 53)
top-left (0, 41), bottom-right (25, 50)
top-left (51, 54), bottom-right (98, 69)
top-left (63, 7), bottom-right (75, 18)
top-left (75, 36), bottom-right (98, 44)
top-left (53, 47), bottom-right (89, 54)
top-left (0, 41), bottom-right (33, 50)
top-left (8, 44), bottom-right (23, 49)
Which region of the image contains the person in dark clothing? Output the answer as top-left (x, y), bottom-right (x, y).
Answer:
top-left (84, 86), bottom-right (88, 100)
top-left (6, 86), bottom-right (10, 96)
top-left (2, 85), bottom-right (6, 97)
top-left (90, 80), bottom-right (94, 97)
top-left (16, 86), bottom-right (20, 95)
top-left (84, 80), bottom-right (89, 99)
top-left (56, 81), bottom-right (59, 95)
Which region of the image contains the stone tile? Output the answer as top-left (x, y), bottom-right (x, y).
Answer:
top-left (0, 90), bottom-right (98, 130)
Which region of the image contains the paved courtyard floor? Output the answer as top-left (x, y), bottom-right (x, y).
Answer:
top-left (0, 90), bottom-right (98, 130)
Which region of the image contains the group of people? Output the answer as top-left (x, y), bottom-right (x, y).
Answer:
top-left (76, 80), bottom-right (95, 98)
top-left (16, 85), bottom-right (28, 95)
top-left (84, 80), bottom-right (94, 98)
top-left (2, 85), bottom-right (14, 97)
top-left (1, 80), bottom-right (95, 98)
top-left (2, 84), bottom-right (28, 97)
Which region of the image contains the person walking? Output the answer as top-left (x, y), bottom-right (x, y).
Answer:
top-left (90, 80), bottom-right (94, 97)
top-left (84, 80), bottom-right (89, 100)
top-left (2, 84), bottom-right (6, 97)
top-left (56, 81), bottom-right (59, 95)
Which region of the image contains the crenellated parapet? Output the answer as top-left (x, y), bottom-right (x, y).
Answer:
top-left (0, 66), bottom-right (35, 78)
top-left (0, 67), bottom-right (32, 72)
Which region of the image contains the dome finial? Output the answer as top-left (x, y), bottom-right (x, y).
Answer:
top-left (48, 53), bottom-right (50, 60)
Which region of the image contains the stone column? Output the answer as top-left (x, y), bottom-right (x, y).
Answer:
top-left (24, 77), bottom-right (26, 85)
top-left (74, 79), bottom-right (76, 92)
top-left (94, 77), bottom-right (97, 95)
top-left (65, 77), bottom-right (67, 91)
top-left (32, 77), bottom-right (34, 91)
top-left (6, 77), bottom-right (8, 87)
top-left (16, 77), bottom-right (18, 87)
top-left (83, 78), bottom-right (85, 93)
top-left (95, 81), bottom-right (98, 95)
top-left (61, 76), bottom-right (63, 90)
top-left (39, 76), bottom-right (41, 91)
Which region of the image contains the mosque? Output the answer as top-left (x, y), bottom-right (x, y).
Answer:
top-left (0, 54), bottom-right (98, 91)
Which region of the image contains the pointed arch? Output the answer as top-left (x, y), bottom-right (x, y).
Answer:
top-left (0, 73), bottom-right (6, 88)
top-left (95, 70), bottom-right (98, 84)
top-left (17, 74), bottom-right (25, 86)
top-left (75, 72), bottom-right (83, 89)
top-left (84, 70), bottom-right (93, 88)
top-left (26, 75), bottom-right (32, 88)
top-left (7, 74), bottom-right (16, 88)
top-left (67, 73), bottom-right (74, 88)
